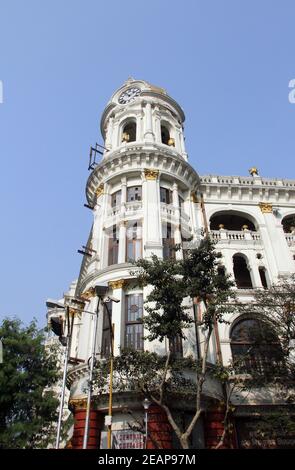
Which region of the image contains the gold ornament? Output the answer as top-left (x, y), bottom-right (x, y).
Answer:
top-left (80, 287), bottom-right (96, 301)
top-left (108, 279), bottom-right (125, 290)
top-left (259, 202), bottom-right (272, 213)
top-left (249, 167), bottom-right (259, 176)
top-left (144, 169), bottom-right (159, 180)
top-left (95, 184), bottom-right (104, 198)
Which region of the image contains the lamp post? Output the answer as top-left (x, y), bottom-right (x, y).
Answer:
top-left (103, 299), bottom-right (115, 449)
top-left (142, 398), bottom-right (151, 449)
top-left (82, 285), bottom-right (108, 449)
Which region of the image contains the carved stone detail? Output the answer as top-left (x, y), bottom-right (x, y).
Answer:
top-left (108, 279), bottom-right (125, 290)
top-left (144, 168), bottom-right (159, 180)
top-left (259, 202), bottom-right (273, 213)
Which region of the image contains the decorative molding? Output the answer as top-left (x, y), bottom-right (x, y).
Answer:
top-left (80, 287), bottom-right (96, 300)
top-left (144, 168), bottom-right (159, 180)
top-left (259, 202), bottom-right (273, 213)
top-left (95, 184), bottom-right (104, 198)
top-left (69, 398), bottom-right (87, 410)
top-left (108, 279), bottom-right (125, 290)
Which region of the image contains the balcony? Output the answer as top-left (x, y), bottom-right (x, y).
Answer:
top-left (211, 229), bottom-right (261, 246)
top-left (106, 201), bottom-right (143, 225)
top-left (160, 203), bottom-right (190, 228)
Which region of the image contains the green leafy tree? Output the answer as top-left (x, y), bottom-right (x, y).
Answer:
top-left (0, 318), bottom-right (60, 448)
top-left (127, 237), bottom-right (237, 449)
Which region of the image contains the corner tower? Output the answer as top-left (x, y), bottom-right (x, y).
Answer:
top-left (47, 79), bottom-right (202, 449)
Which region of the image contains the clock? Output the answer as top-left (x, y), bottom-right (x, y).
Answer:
top-left (118, 87), bottom-right (141, 104)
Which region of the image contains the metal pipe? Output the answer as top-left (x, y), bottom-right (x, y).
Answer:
top-left (82, 297), bottom-right (100, 449)
top-left (55, 306), bottom-right (70, 449)
top-left (107, 322), bottom-right (115, 449)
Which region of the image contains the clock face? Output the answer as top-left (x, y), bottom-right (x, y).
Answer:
top-left (118, 87), bottom-right (141, 104)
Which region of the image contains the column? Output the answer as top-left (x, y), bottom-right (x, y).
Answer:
top-left (136, 113), bottom-right (142, 141)
top-left (99, 182), bottom-right (110, 268)
top-left (112, 120), bottom-right (119, 149)
top-left (118, 221), bottom-right (127, 263)
top-left (144, 102), bottom-right (154, 142)
top-left (104, 116), bottom-right (114, 151)
top-left (120, 176), bottom-right (127, 217)
top-left (223, 250), bottom-right (235, 281)
top-left (172, 183), bottom-right (182, 259)
top-left (142, 169), bottom-right (162, 258)
top-left (108, 280), bottom-right (125, 356)
top-left (70, 401), bottom-right (104, 449)
top-left (179, 131), bottom-right (188, 160)
top-left (154, 106), bottom-right (161, 143)
top-left (247, 251), bottom-right (263, 288)
top-left (259, 203), bottom-right (294, 278)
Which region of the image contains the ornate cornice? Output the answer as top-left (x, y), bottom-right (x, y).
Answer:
top-left (108, 279), bottom-right (125, 290)
top-left (80, 287), bottom-right (96, 301)
top-left (86, 148), bottom-right (200, 206)
top-left (259, 202), bottom-right (273, 213)
top-left (144, 168), bottom-right (159, 180)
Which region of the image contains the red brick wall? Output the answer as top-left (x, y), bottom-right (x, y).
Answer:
top-left (147, 405), bottom-right (173, 449)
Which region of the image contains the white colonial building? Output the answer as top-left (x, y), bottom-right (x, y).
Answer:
top-left (47, 79), bottom-right (295, 449)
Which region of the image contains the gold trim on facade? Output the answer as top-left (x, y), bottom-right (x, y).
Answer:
top-left (80, 287), bottom-right (96, 301)
top-left (108, 279), bottom-right (125, 290)
top-left (144, 168), bottom-right (159, 180)
top-left (69, 398), bottom-right (87, 410)
top-left (249, 167), bottom-right (259, 176)
top-left (95, 184), bottom-right (104, 198)
top-left (190, 191), bottom-right (198, 203)
top-left (259, 202), bottom-right (273, 213)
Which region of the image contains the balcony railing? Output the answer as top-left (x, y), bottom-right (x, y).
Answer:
top-left (160, 203), bottom-right (190, 226)
top-left (211, 229), bottom-right (261, 244)
top-left (107, 201), bottom-right (142, 218)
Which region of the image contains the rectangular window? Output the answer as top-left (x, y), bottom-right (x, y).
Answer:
top-left (101, 302), bottom-right (112, 358)
top-left (160, 187), bottom-right (172, 204)
top-left (163, 223), bottom-right (175, 259)
top-left (111, 190), bottom-right (121, 207)
top-left (125, 294), bottom-right (143, 350)
top-left (127, 186), bottom-right (142, 202)
top-left (108, 225), bottom-right (119, 265)
top-left (126, 222), bottom-right (142, 262)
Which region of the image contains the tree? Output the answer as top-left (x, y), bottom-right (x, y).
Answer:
top-left (215, 275), bottom-right (295, 449)
top-left (0, 317), bottom-right (60, 448)
top-left (128, 237), bottom-right (237, 449)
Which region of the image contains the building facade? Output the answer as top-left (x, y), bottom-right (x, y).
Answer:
top-left (47, 79), bottom-right (295, 449)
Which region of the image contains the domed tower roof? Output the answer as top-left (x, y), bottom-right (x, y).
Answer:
top-left (100, 78), bottom-right (185, 137)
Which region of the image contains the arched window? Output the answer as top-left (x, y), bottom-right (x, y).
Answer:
top-left (230, 318), bottom-right (283, 373)
top-left (127, 221), bottom-right (142, 262)
top-left (210, 212), bottom-right (256, 231)
top-left (233, 254), bottom-right (253, 289)
top-left (259, 267), bottom-right (268, 289)
top-left (282, 214), bottom-right (295, 233)
top-left (122, 121), bottom-right (136, 143)
top-left (161, 125), bottom-right (170, 145)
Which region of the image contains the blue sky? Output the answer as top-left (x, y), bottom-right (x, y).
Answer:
top-left (0, 0), bottom-right (295, 326)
